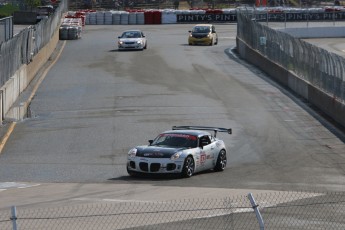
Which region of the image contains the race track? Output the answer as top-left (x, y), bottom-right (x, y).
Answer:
top-left (0, 24), bottom-right (345, 209)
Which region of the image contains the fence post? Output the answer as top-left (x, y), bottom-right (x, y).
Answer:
top-left (11, 206), bottom-right (18, 230)
top-left (247, 193), bottom-right (264, 230)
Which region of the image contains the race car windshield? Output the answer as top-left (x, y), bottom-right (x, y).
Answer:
top-left (121, 32), bottom-right (141, 38)
top-left (192, 27), bottom-right (210, 33)
top-left (152, 134), bottom-right (197, 148)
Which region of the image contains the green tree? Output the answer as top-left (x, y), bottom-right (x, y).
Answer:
top-left (24, 0), bottom-right (42, 10)
top-left (0, 4), bottom-right (20, 18)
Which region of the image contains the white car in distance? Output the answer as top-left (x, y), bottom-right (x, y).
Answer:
top-left (118, 30), bottom-right (147, 51)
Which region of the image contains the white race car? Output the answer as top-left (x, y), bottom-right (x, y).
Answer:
top-left (117, 30), bottom-right (147, 51)
top-left (127, 126), bottom-right (232, 178)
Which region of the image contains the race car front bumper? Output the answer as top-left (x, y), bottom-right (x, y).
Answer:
top-left (127, 157), bottom-right (185, 174)
top-left (188, 37), bottom-right (212, 45)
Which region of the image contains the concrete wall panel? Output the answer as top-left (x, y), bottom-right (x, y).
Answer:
top-left (288, 72), bottom-right (309, 99)
top-left (3, 78), bottom-right (14, 116)
top-left (1, 27), bottom-right (59, 121)
top-left (27, 28), bottom-right (59, 84)
top-left (236, 37), bottom-right (345, 128)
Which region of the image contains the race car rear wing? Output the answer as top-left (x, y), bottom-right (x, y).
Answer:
top-left (172, 126), bottom-right (232, 137)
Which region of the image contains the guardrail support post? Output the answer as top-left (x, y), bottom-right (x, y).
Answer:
top-left (248, 193), bottom-right (264, 230)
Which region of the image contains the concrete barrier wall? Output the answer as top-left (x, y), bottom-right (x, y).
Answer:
top-left (1, 27), bottom-right (60, 122)
top-left (277, 27), bottom-right (345, 38)
top-left (27, 29), bottom-right (59, 83)
top-left (236, 37), bottom-right (345, 128)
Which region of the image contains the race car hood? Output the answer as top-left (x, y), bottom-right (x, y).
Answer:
top-left (135, 146), bottom-right (185, 158)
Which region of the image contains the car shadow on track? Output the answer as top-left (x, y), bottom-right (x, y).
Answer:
top-left (108, 169), bottom-right (216, 182)
top-left (109, 49), bottom-right (143, 52)
top-left (109, 174), bottom-right (179, 181)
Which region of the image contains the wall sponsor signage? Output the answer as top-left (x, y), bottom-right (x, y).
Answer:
top-left (255, 12), bottom-right (345, 21)
top-left (177, 12), bottom-right (345, 23)
top-left (177, 14), bottom-right (237, 22)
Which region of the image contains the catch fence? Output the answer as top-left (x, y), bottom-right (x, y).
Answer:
top-left (236, 9), bottom-right (345, 103)
top-left (0, 16), bottom-right (13, 43)
top-left (0, 191), bottom-right (345, 229)
top-left (0, 0), bottom-right (67, 87)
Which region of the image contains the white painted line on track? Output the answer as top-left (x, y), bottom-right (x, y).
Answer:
top-left (0, 182), bottom-right (41, 189)
top-left (18, 184), bottom-right (40, 189)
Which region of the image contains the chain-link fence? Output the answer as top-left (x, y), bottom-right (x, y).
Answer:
top-left (0, 16), bottom-right (13, 43)
top-left (0, 0), bottom-right (67, 87)
top-left (0, 191), bottom-right (344, 229)
top-left (237, 9), bottom-right (345, 103)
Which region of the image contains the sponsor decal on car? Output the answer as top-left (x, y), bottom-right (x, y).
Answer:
top-left (143, 152), bottom-right (164, 157)
top-left (159, 133), bottom-right (197, 140)
top-left (200, 153), bottom-right (206, 164)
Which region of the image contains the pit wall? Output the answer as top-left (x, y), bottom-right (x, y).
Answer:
top-left (236, 37), bottom-right (345, 128)
top-left (1, 27), bottom-right (60, 122)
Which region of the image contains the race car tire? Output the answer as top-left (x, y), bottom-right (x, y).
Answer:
top-left (144, 42), bottom-right (147, 49)
top-left (214, 150), bottom-right (227, 171)
top-left (209, 38), bottom-right (214, 46)
top-left (127, 166), bottom-right (137, 177)
top-left (181, 156), bottom-right (195, 178)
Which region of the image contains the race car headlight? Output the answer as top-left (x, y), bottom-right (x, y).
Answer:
top-left (128, 148), bottom-right (137, 158)
top-left (171, 152), bottom-right (181, 160)
top-left (136, 40), bottom-right (142, 44)
top-left (207, 34), bottom-right (211, 38)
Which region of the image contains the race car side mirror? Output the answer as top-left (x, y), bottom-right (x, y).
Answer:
top-left (148, 140), bottom-right (153, 145)
top-left (228, 129), bottom-right (232, 134)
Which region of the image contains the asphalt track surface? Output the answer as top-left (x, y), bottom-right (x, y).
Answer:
top-left (0, 24), bottom-right (345, 210)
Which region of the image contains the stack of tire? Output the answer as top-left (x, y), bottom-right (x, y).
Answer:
top-left (144, 10), bottom-right (162, 24)
top-left (59, 18), bottom-right (82, 40)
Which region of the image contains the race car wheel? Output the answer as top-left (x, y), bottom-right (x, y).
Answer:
top-left (127, 166), bottom-right (137, 177)
top-left (182, 156), bottom-right (195, 178)
top-left (214, 150), bottom-right (227, 171)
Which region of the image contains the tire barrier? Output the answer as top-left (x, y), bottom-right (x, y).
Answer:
top-left (59, 18), bottom-right (82, 40)
top-left (66, 6), bottom-right (345, 25)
